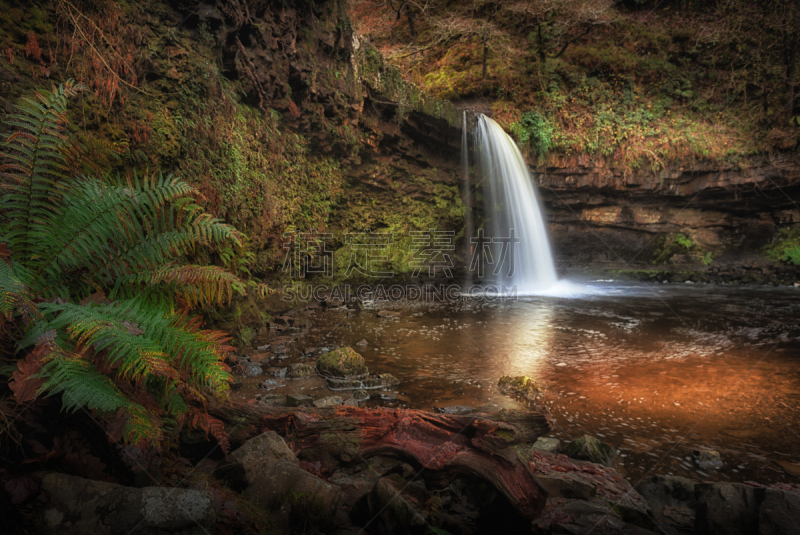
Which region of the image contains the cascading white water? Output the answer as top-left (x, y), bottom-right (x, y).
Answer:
top-left (474, 114), bottom-right (558, 294)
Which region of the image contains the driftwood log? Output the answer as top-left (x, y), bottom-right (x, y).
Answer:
top-left (215, 403), bottom-right (552, 519)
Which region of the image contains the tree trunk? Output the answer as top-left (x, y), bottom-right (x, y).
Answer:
top-left (216, 404), bottom-right (551, 519)
top-left (482, 40), bottom-right (488, 79)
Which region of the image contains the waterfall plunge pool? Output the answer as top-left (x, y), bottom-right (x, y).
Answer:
top-left (241, 281), bottom-right (800, 486)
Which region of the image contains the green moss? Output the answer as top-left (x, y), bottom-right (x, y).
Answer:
top-left (764, 227), bottom-right (800, 265)
top-left (317, 347), bottom-right (367, 377)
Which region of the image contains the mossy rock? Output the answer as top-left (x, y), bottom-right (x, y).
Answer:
top-left (287, 363), bottom-right (316, 379)
top-left (365, 373), bottom-right (400, 388)
top-left (498, 375), bottom-right (541, 400)
top-left (316, 347), bottom-right (367, 377)
top-left (561, 435), bottom-right (616, 467)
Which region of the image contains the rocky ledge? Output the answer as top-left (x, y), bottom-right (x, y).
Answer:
top-left (30, 411), bottom-right (800, 535)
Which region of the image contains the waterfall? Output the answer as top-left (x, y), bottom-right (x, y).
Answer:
top-left (473, 114), bottom-right (558, 294)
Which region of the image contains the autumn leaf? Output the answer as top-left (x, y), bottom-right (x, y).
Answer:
top-left (9, 342), bottom-right (52, 404)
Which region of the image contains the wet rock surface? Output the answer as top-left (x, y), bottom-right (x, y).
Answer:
top-left (561, 435), bottom-right (618, 467)
top-left (39, 473), bottom-right (215, 535)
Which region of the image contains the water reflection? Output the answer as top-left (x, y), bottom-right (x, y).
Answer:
top-left (501, 300), bottom-right (555, 379)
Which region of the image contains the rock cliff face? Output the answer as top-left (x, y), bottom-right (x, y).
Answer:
top-left (2, 0), bottom-right (796, 279)
top-left (534, 154), bottom-right (800, 273)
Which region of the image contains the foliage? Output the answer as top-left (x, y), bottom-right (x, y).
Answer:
top-left (651, 232), bottom-right (714, 266)
top-left (351, 0), bottom-right (800, 166)
top-left (0, 82), bottom-right (262, 450)
top-left (675, 233), bottom-right (692, 249)
top-left (764, 227), bottom-right (800, 265)
top-left (511, 111), bottom-right (555, 158)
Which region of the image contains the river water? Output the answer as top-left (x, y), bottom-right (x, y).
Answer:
top-left (242, 281), bottom-right (800, 486)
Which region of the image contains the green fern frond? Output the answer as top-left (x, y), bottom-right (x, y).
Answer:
top-left (0, 81), bottom-right (85, 261)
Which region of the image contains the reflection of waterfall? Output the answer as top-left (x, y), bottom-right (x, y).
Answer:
top-left (475, 114), bottom-right (558, 294)
top-left (503, 302), bottom-right (555, 378)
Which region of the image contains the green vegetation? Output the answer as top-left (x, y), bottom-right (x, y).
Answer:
top-left (351, 0), bottom-right (800, 167)
top-left (652, 232), bottom-right (713, 266)
top-left (0, 82), bottom-right (264, 450)
top-left (764, 227), bottom-right (800, 265)
top-left (511, 111), bottom-right (555, 159)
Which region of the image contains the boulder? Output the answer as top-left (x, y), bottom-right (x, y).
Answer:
top-left (316, 346), bottom-right (367, 377)
top-left (287, 363), bottom-right (316, 379)
top-left (695, 482), bottom-right (762, 535)
top-left (759, 487), bottom-right (800, 535)
top-left (214, 431), bottom-right (340, 528)
top-left (693, 449), bottom-right (723, 469)
top-left (531, 450), bottom-right (654, 530)
top-left (498, 375), bottom-right (540, 400)
top-left (313, 396), bottom-right (344, 407)
top-left (532, 437), bottom-right (561, 453)
top-left (351, 473), bottom-right (428, 535)
top-left (636, 475), bottom-right (696, 535)
top-left (40, 473), bottom-right (214, 535)
top-left (286, 393), bottom-right (314, 407)
top-left (532, 498), bottom-right (657, 535)
top-left (561, 435), bottom-right (617, 467)
top-left (242, 362), bottom-right (263, 377)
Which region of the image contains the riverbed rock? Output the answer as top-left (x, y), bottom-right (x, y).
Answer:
top-left (695, 482), bottom-right (762, 535)
top-left (376, 309), bottom-right (400, 318)
top-left (561, 435), bottom-right (617, 467)
top-left (356, 338), bottom-right (368, 346)
top-left (316, 346), bottom-right (367, 377)
top-left (214, 431), bottom-right (340, 529)
top-left (287, 362), bottom-right (316, 378)
top-left (759, 487), bottom-right (800, 535)
top-left (532, 497), bottom-right (657, 534)
top-left (39, 473), bottom-right (215, 534)
top-left (636, 475), bottom-right (696, 535)
top-left (693, 449), bottom-right (723, 469)
top-left (242, 362), bottom-right (263, 377)
top-left (533, 437), bottom-right (561, 453)
top-left (351, 473), bottom-right (428, 535)
top-left (313, 396), bottom-right (344, 407)
top-left (286, 393), bottom-right (314, 407)
top-left (531, 450), bottom-right (654, 530)
top-left (249, 351), bottom-right (271, 363)
top-left (498, 375), bottom-right (541, 400)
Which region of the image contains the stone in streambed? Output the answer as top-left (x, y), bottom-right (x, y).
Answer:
top-left (561, 435), bottom-right (616, 467)
top-left (316, 346), bottom-right (367, 377)
top-left (636, 475), bottom-right (696, 534)
top-left (693, 449), bottom-right (723, 469)
top-left (286, 393), bottom-right (314, 407)
top-left (695, 482), bottom-right (762, 535)
top-left (532, 436), bottom-right (561, 453)
top-left (242, 362), bottom-right (263, 377)
top-left (759, 487), bottom-right (800, 535)
top-left (287, 362), bottom-right (315, 379)
top-left (498, 375), bottom-right (540, 400)
top-left (313, 396), bottom-right (343, 407)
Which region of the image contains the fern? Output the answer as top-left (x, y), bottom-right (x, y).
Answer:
top-left (0, 82), bottom-right (82, 259)
top-left (1, 82), bottom-right (253, 451)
